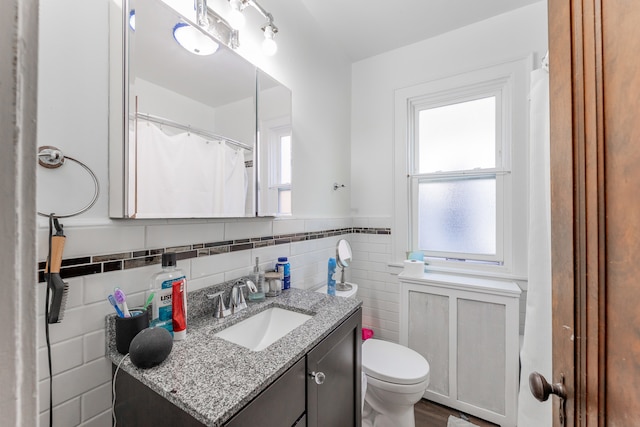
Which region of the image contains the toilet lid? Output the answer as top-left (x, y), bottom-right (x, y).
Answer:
top-left (362, 339), bottom-right (430, 385)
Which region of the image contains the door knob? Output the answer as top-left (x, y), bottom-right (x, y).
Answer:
top-left (529, 371), bottom-right (567, 402)
top-left (529, 372), bottom-right (567, 425)
top-left (309, 371), bottom-right (325, 385)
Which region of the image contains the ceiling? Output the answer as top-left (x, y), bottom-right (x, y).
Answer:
top-left (297, 0), bottom-right (544, 62)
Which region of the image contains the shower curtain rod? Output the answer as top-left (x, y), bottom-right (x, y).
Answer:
top-left (135, 112), bottom-right (253, 151)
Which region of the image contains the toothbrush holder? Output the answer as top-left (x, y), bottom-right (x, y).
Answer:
top-left (115, 309), bottom-right (149, 354)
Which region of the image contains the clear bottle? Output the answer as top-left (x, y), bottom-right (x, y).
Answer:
top-left (148, 253), bottom-right (186, 336)
top-left (327, 257), bottom-right (337, 296)
top-left (248, 257), bottom-right (265, 301)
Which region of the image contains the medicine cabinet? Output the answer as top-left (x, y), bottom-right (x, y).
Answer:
top-left (108, 0), bottom-right (291, 218)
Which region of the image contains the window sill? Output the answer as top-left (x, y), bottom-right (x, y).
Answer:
top-left (387, 260), bottom-right (527, 283)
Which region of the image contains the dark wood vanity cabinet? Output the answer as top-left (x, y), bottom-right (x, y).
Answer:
top-left (225, 356), bottom-right (307, 427)
top-left (306, 308), bottom-right (362, 427)
top-left (113, 308), bottom-right (362, 427)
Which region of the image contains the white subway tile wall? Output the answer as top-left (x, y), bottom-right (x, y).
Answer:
top-left (36, 217), bottom-right (397, 426)
top-left (146, 222), bottom-right (225, 249)
top-left (349, 218), bottom-right (399, 342)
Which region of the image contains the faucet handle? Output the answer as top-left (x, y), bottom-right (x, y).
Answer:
top-left (230, 284), bottom-right (248, 313)
top-left (207, 291), bottom-right (230, 318)
top-left (236, 284), bottom-right (248, 311)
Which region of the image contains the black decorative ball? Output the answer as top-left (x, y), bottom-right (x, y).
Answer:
top-left (129, 327), bottom-right (173, 368)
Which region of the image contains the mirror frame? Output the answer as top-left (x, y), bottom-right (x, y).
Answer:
top-left (335, 239), bottom-right (353, 290)
top-left (336, 239), bottom-right (353, 268)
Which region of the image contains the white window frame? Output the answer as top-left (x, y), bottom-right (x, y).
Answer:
top-left (268, 127), bottom-right (292, 189)
top-left (258, 115), bottom-right (292, 215)
top-left (411, 87), bottom-right (507, 264)
top-left (393, 57), bottom-right (532, 276)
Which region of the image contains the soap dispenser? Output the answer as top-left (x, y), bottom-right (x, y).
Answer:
top-left (248, 257), bottom-right (265, 301)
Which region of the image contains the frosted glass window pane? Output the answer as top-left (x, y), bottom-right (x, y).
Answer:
top-left (418, 97), bottom-right (495, 173)
top-left (418, 178), bottom-right (496, 255)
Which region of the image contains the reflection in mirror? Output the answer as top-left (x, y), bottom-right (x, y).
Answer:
top-left (110, 0), bottom-right (257, 218)
top-left (336, 239), bottom-right (353, 291)
top-left (257, 70), bottom-right (292, 216)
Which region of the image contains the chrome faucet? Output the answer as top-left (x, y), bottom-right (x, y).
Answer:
top-left (229, 282), bottom-right (248, 314)
top-left (207, 291), bottom-right (231, 318)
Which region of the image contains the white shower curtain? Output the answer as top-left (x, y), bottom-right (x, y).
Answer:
top-left (517, 54), bottom-right (552, 426)
top-left (135, 122), bottom-right (247, 217)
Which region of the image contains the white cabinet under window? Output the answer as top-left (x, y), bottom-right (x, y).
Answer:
top-left (399, 272), bottom-right (521, 427)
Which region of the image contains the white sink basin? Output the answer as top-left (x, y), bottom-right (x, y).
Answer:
top-left (214, 307), bottom-right (312, 351)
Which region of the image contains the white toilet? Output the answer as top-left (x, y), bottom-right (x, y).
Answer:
top-left (361, 339), bottom-right (430, 427)
top-left (316, 282), bottom-right (430, 427)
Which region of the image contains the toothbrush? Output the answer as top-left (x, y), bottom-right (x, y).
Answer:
top-left (113, 288), bottom-right (131, 317)
top-left (143, 292), bottom-right (154, 310)
top-left (107, 294), bottom-right (125, 318)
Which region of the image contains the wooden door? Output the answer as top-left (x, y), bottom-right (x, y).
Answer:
top-left (548, 1), bottom-right (640, 425)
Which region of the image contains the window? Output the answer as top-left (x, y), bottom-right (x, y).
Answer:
top-left (274, 133), bottom-right (292, 214)
top-left (412, 95), bottom-right (504, 263)
top-left (268, 126), bottom-right (292, 215)
top-left (393, 57), bottom-right (531, 273)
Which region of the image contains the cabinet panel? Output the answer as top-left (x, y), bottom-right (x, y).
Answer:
top-left (225, 357), bottom-right (306, 427)
top-left (408, 291), bottom-right (449, 396)
top-left (113, 365), bottom-right (205, 427)
top-left (400, 275), bottom-right (520, 427)
top-left (457, 298), bottom-right (506, 414)
top-left (306, 308), bottom-right (362, 427)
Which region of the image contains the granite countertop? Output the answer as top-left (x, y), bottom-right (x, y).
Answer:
top-left (106, 287), bottom-right (362, 427)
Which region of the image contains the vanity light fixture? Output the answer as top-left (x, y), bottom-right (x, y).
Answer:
top-left (190, 0), bottom-right (239, 50)
top-left (228, 0), bottom-right (247, 30)
top-left (173, 22), bottom-right (219, 56)
top-left (262, 23), bottom-right (278, 56)
top-left (227, 0), bottom-right (279, 55)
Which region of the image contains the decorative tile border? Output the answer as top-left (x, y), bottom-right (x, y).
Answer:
top-left (37, 227), bottom-right (391, 283)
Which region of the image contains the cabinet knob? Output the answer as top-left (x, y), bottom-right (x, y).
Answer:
top-left (309, 371), bottom-right (325, 385)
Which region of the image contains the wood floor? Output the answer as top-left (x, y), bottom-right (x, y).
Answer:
top-left (415, 399), bottom-right (498, 427)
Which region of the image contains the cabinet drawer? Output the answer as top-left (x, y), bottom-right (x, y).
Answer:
top-left (225, 357), bottom-right (306, 427)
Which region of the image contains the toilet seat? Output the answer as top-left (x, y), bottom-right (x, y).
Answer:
top-left (362, 339), bottom-right (430, 385)
top-left (364, 372), bottom-right (430, 395)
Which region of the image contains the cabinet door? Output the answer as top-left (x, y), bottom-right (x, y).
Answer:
top-left (408, 291), bottom-right (449, 397)
top-left (113, 365), bottom-right (205, 427)
top-left (402, 281), bottom-right (520, 426)
top-left (225, 357), bottom-right (306, 427)
top-left (306, 308), bottom-right (362, 427)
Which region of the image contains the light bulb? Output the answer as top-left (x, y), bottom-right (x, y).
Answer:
top-left (262, 25), bottom-right (278, 55)
top-left (228, 0), bottom-right (246, 30)
top-left (173, 23), bottom-right (219, 56)
top-left (262, 37), bottom-right (277, 56)
top-left (129, 9), bottom-right (135, 31)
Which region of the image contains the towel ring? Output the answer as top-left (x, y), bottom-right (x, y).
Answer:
top-left (37, 146), bottom-right (100, 218)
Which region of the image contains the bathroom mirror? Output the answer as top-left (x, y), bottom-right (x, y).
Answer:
top-left (109, 0), bottom-right (290, 218)
top-left (335, 239), bottom-right (353, 290)
top-left (257, 70), bottom-right (292, 216)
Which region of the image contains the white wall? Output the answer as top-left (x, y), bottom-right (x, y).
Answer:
top-left (351, 2), bottom-right (547, 217)
top-left (350, 2), bottom-right (548, 341)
